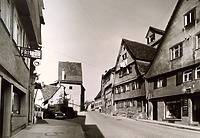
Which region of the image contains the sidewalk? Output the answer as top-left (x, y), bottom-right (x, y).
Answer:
top-left (136, 119), bottom-right (200, 132)
top-left (11, 119), bottom-right (86, 138)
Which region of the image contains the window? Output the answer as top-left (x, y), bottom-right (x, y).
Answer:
top-left (170, 43), bottom-right (182, 60)
top-left (195, 66), bottom-right (200, 79)
top-left (184, 9), bottom-right (195, 27)
top-left (128, 65), bottom-right (132, 74)
top-left (1, 0), bottom-right (11, 31)
top-left (147, 34), bottom-right (155, 44)
top-left (183, 70), bottom-right (192, 82)
top-left (125, 84), bottom-right (130, 91)
top-left (195, 34), bottom-right (200, 49)
top-left (154, 78), bottom-right (167, 89)
top-left (137, 101), bottom-right (142, 112)
top-left (12, 92), bottom-right (20, 114)
top-left (165, 100), bottom-right (181, 119)
top-left (69, 86), bottom-right (73, 89)
top-left (122, 53), bottom-right (127, 60)
top-left (132, 81), bottom-right (139, 90)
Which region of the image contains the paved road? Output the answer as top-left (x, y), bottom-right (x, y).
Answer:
top-left (82, 111), bottom-right (200, 138)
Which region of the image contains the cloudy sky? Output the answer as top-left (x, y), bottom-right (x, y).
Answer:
top-left (37, 0), bottom-right (178, 101)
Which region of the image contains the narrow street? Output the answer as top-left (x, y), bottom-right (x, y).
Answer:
top-left (81, 111), bottom-right (200, 138)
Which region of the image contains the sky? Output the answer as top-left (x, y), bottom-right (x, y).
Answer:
top-left (36, 0), bottom-right (178, 101)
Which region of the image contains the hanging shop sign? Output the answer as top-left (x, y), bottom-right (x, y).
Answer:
top-left (18, 46), bottom-right (42, 59)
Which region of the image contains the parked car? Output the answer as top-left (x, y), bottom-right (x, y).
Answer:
top-left (54, 111), bottom-right (66, 119)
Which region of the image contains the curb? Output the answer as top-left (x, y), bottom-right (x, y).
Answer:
top-left (136, 119), bottom-right (200, 132)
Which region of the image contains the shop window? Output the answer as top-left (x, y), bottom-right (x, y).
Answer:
top-left (1, 0), bottom-right (11, 32)
top-left (12, 92), bottom-right (21, 114)
top-left (195, 66), bottom-right (200, 79)
top-left (183, 70), bottom-right (192, 82)
top-left (170, 43), bottom-right (182, 60)
top-left (184, 9), bottom-right (195, 27)
top-left (165, 100), bottom-right (181, 119)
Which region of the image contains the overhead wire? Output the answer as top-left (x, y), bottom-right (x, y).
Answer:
top-left (42, 46), bottom-right (107, 71)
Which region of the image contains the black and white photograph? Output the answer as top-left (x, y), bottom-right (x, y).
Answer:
top-left (1, 0), bottom-right (200, 138)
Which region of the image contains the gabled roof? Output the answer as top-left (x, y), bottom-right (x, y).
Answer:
top-left (146, 0), bottom-right (181, 78)
top-left (122, 38), bottom-right (157, 62)
top-left (58, 61), bottom-right (83, 84)
top-left (145, 26), bottom-right (165, 38)
top-left (94, 91), bottom-right (101, 100)
top-left (41, 85), bottom-right (60, 104)
top-left (136, 61), bottom-right (151, 75)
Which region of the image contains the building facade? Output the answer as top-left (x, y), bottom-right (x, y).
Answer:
top-left (113, 38), bottom-right (156, 118)
top-left (101, 68), bottom-right (115, 114)
top-left (146, 0), bottom-right (200, 125)
top-left (57, 61), bottom-right (85, 112)
top-left (0, 0), bottom-right (44, 137)
top-left (94, 91), bottom-right (102, 112)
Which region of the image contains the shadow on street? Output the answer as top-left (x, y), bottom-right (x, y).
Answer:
top-left (66, 115), bottom-right (105, 138)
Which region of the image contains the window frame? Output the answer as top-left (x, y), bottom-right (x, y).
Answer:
top-left (195, 66), bottom-right (200, 80)
top-left (184, 8), bottom-right (195, 27)
top-left (170, 43), bottom-right (182, 60)
top-left (183, 69), bottom-right (192, 82)
top-left (165, 100), bottom-right (181, 119)
top-left (1, 0), bottom-right (11, 32)
top-left (195, 33), bottom-right (200, 50)
top-left (147, 33), bottom-right (155, 44)
top-left (12, 92), bottom-right (21, 115)
top-left (132, 81), bottom-right (139, 90)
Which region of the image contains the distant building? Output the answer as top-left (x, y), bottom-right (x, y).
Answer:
top-left (0, 0), bottom-right (44, 137)
top-left (146, 0), bottom-right (200, 125)
top-left (94, 91), bottom-right (102, 112)
top-left (113, 38), bottom-right (156, 118)
top-left (56, 61), bottom-right (85, 112)
top-left (101, 67), bottom-right (115, 114)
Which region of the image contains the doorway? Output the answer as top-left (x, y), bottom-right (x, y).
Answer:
top-left (153, 101), bottom-right (157, 120)
top-left (192, 97), bottom-right (200, 122)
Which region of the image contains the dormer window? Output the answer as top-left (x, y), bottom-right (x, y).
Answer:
top-left (147, 34), bottom-right (155, 44)
top-left (184, 9), bottom-right (195, 27)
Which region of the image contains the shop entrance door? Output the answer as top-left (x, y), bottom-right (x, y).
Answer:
top-left (153, 102), bottom-right (157, 120)
top-left (193, 98), bottom-right (200, 122)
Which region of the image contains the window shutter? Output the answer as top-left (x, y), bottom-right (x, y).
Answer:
top-left (176, 72), bottom-right (183, 86)
top-left (163, 77), bottom-right (167, 87)
top-left (154, 80), bottom-right (157, 89)
top-left (196, 35), bottom-right (199, 49)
